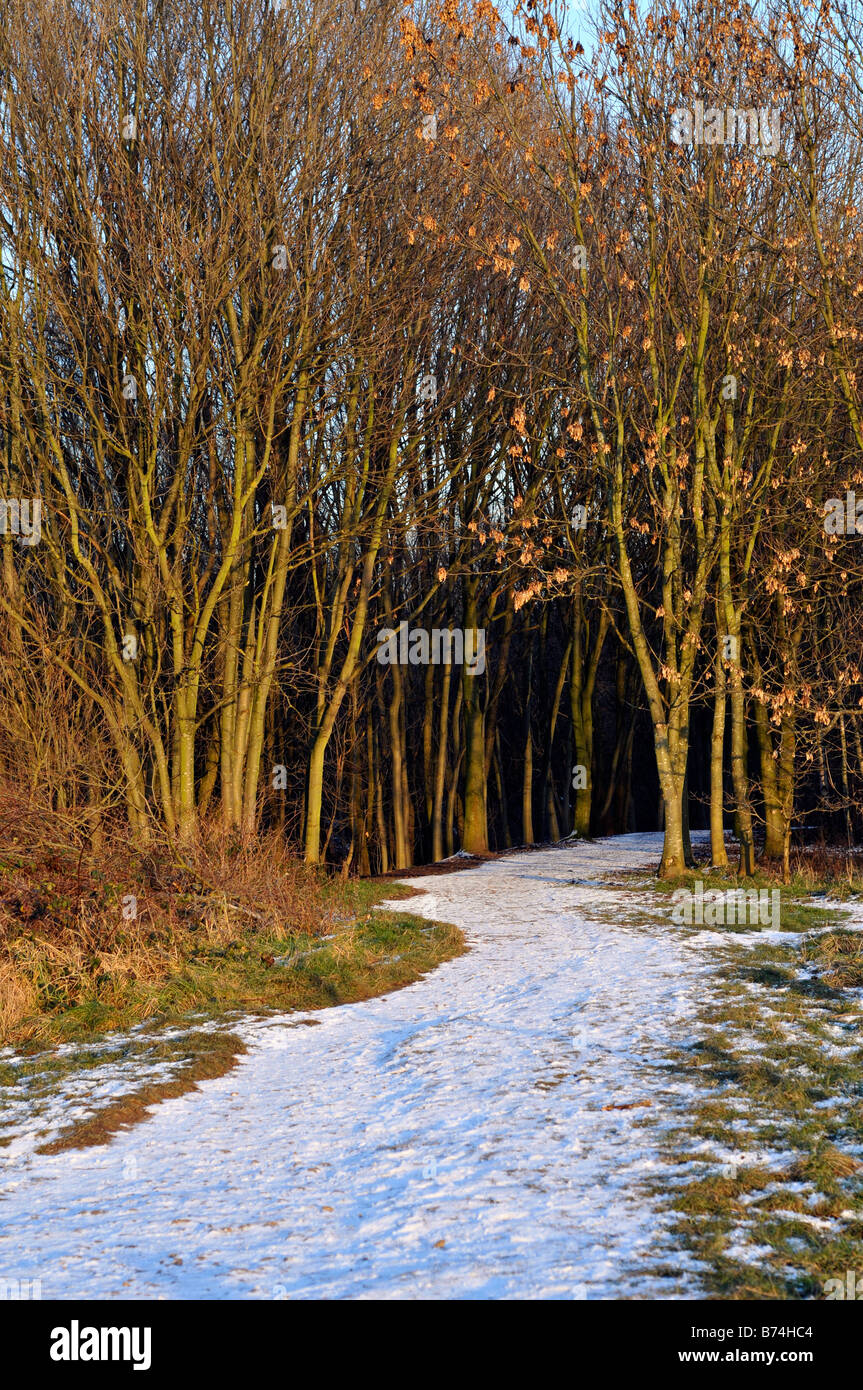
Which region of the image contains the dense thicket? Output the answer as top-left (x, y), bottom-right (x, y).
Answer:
top-left (1, 0), bottom-right (861, 877)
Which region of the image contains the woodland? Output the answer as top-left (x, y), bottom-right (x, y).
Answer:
top-left (1, 0), bottom-right (862, 881)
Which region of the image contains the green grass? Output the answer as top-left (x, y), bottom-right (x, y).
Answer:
top-left (1, 816), bottom-right (468, 1152)
top-left (31, 1028), bottom-right (249, 1154)
top-left (0, 898), bottom-right (466, 1155)
top-left (654, 924), bottom-right (863, 1298)
top-left (1, 822), bottom-right (467, 1050)
top-left (579, 858), bottom-right (863, 1298)
top-left (3, 902), bottom-right (464, 1052)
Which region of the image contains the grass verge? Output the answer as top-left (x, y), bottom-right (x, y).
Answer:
top-left (594, 849), bottom-right (863, 1297)
top-left (2, 910), bottom-right (465, 1154)
top-left (0, 799), bottom-right (467, 1151)
top-left (33, 1029), bottom-right (248, 1154)
top-left (0, 800), bottom-right (466, 1049)
top-left (654, 907), bottom-right (863, 1297)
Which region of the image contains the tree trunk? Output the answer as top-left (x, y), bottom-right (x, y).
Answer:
top-left (710, 635), bottom-right (728, 868)
top-left (461, 584), bottom-right (488, 854)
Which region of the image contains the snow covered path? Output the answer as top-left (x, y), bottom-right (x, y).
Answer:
top-left (0, 833), bottom-right (714, 1300)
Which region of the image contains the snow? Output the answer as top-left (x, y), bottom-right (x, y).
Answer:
top-left (0, 832), bottom-right (728, 1299)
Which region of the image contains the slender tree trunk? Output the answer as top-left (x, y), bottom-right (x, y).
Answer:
top-left (445, 683), bottom-right (463, 857)
top-left (461, 583), bottom-right (488, 854)
top-left (494, 728), bottom-right (512, 848)
top-left (386, 651), bottom-right (409, 869)
top-left (432, 659), bottom-right (452, 862)
top-left (753, 694), bottom-right (784, 861)
top-left (779, 716), bottom-right (796, 884)
top-left (728, 657), bottom-right (755, 876)
top-left (710, 635), bottom-right (728, 868)
top-left (522, 642), bottom-right (534, 844)
top-left (422, 658), bottom-right (434, 856)
top-left (543, 630), bottom-right (571, 841)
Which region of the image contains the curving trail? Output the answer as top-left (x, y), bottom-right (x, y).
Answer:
top-left (0, 833), bottom-right (714, 1299)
